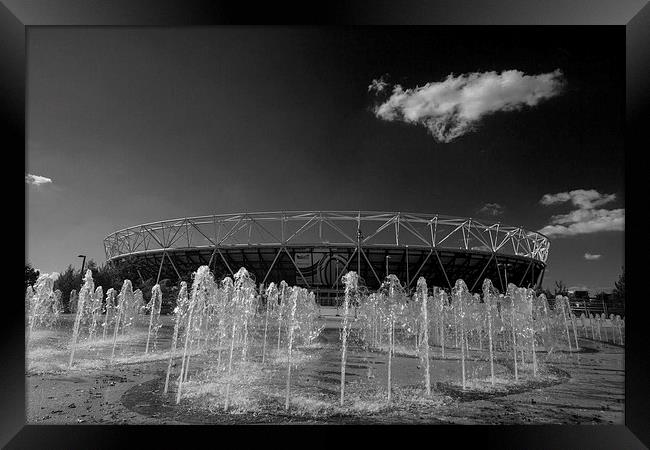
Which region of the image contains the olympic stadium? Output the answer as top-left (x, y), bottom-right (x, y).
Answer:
top-left (103, 211), bottom-right (550, 303)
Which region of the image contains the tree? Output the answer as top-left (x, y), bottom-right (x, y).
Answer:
top-left (92, 262), bottom-right (122, 294)
top-left (25, 263), bottom-right (40, 293)
top-left (535, 286), bottom-right (554, 300)
top-left (85, 259), bottom-right (98, 273)
top-left (613, 267), bottom-right (625, 301)
top-left (554, 280), bottom-right (568, 296)
top-left (54, 265), bottom-right (82, 312)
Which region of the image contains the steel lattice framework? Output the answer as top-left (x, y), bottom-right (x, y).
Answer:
top-left (104, 211), bottom-right (550, 295)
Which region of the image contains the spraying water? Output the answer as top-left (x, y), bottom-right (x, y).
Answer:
top-left (525, 289), bottom-right (537, 377)
top-left (176, 296), bottom-right (196, 405)
top-left (178, 266), bottom-right (214, 403)
top-left (102, 288), bottom-right (116, 341)
top-left (262, 283), bottom-right (277, 365)
top-left (506, 284), bottom-right (518, 381)
top-left (223, 267), bottom-right (254, 410)
top-left (277, 281), bottom-right (288, 354)
top-left (558, 296), bottom-right (573, 352)
top-left (145, 284), bottom-right (163, 354)
top-left (28, 273), bottom-right (60, 333)
top-left (452, 280), bottom-right (470, 390)
top-left (69, 270), bottom-right (94, 368)
top-left (88, 286), bottom-right (103, 341)
top-left (111, 280), bottom-right (133, 362)
top-left (482, 279), bottom-right (496, 386)
top-left (417, 277), bottom-right (431, 396)
top-left (285, 287), bottom-right (298, 410)
top-left (340, 271), bottom-right (358, 407)
top-left (384, 274), bottom-right (405, 403)
top-left (164, 282), bottom-right (188, 394)
top-left (38, 258), bottom-right (625, 415)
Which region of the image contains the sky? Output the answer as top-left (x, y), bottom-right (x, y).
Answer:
top-left (26, 27), bottom-right (625, 293)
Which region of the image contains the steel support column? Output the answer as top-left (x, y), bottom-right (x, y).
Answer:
top-left (283, 247), bottom-right (310, 288)
top-left (261, 247), bottom-right (283, 285)
top-left (165, 251), bottom-right (183, 281)
top-left (434, 249), bottom-right (452, 291)
top-left (155, 251), bottom-right (166, 284)
top-left (470, 253), bottom-right (495, 292)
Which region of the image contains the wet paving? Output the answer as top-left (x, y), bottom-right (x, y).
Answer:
top-left (27, 314), bottom-right (624, 424)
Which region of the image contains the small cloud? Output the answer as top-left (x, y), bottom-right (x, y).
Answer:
top-left (478, 202), bottom-right (504, 216)
top-left (369, 69), bottom-right (565, 142)
top-left (584, 253), bottom-right (602, 260)
top-left (368, 76), bottom-right (389, 93)
top-left (538, 189), bottom-right (623, 237)
top-left (25, 173), bottom-right (53, 186)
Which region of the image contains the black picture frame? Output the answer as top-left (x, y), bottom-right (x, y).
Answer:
top-left (3, 0), bottom-right (648, 448)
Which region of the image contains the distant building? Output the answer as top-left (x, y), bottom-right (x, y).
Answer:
top-left (569, 290), bottom-right (589, 300)
top-left (595, 292), bottom-right (612, 302)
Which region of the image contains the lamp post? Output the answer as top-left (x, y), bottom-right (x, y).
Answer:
top-left (385, 255), bottom-right (390, 278)
top-left (78, 254), bottom-right (87, 275)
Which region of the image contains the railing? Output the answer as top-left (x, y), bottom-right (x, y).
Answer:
top-left (568, 299), bottom-right (625, 318)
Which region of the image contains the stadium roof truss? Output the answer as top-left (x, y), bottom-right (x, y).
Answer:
top-left (104, 211), bottom-right (550, 293)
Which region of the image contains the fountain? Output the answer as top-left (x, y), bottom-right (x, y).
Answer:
top-left (384, 274), bottom-right (407, 402)
top-left (88, 286), bottom-right (103, 341)
top-left (102, 288), bottom-right (116, 340)
top-left (276, 281), bottom-right (288, 354)
top-left (27, 273), bottom-right (60, 333)
top-left (482, 279), bottom-right (497, 385)
top-left (222, 267), bottom-right (255, 409)
top-left (417, 277), bottom-right (432, 395)
top-left (177, 266), bottom-right (215, 404)
top-left (568, 302), bottom-right (580, 350)
top-left (262, 283), bottom-right (277, 364)
top-left (110, 280), bottom-right (133, 362)
top-left (28, 256), bottom-right (628, 422)
top-left (453, 280), bottom-right (473, 389)
top-left (339, 271), bottom-right (358, 406)
top-left (164, 281), bottom-right (188, 394)
top-left (524, 288), bottom-right (537, 377)
top-left (145, 284), bottom-right (163, 354)
top-left (285, 286), bottom-right (298, 410)
top-left (436, 289), bottom-right (447, 358)
top-left (69, 270), bottom-right (94, 368)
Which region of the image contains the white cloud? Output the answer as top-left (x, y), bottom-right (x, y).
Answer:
top-left (370, 69), bottom-right (565, 142)
top-left (478, 202), bottom-right (504, 216)
top-left (584, 253), bottom-right (602, 260)
top-left (368, 77), bottom-right (389, 93)
top-left (538, 189), bottom-right (624, 237)
top-left (540, 189), bottom-right (616, 209)
top-left (25, 173), bottom-right (53, 186)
